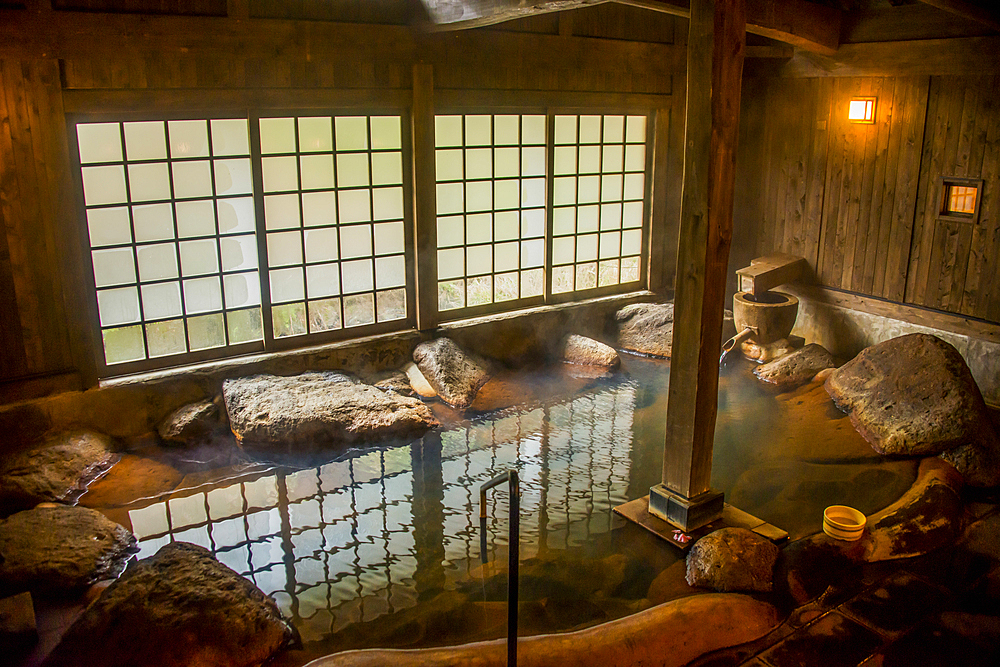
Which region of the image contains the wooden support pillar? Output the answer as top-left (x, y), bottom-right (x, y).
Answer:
top-left (412, 63), bottom-right (438, 332)
top-left (649, 0), bottom-right (746, 531)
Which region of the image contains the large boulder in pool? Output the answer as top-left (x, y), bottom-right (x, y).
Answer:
top-left (754, 343), bottom-right (837, 390)
top-left (413, 338), bottom-right (490, 410)
top-left (41, 542), bottom-right (296, 667)
top-left (0, 431), bottom-right (119, 515)
top-left (825, 334), bottom-right (998, 460)
top-left (685, 527), bottom-right (780, 592)
top-left (224, 372), bottom-right (437, 453)
top-left (559, 334), bottom-right (620, 370)
top-left (614, 302), bottom-right (674, 358)
top-left (0, 505), bottom-right (136, 597)
top-left (157, 398), bottom-right (226, 445)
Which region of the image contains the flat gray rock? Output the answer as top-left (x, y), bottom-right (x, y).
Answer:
top-left (224, 372), bottom-right (437, 452)
top-left (41, 542), bottom-right (295, 667)
top-left (0, 506), bottom-right (136, 597)
top-left (560, 334), bottom-right (620, 370)
top-left (754, 343), bottom-right (837, 390)
top-left (157, 399), bottom-right (224, 445)
top-left (0, 431), bottom-right (119, 515)
top-left (614, 302), bottom-right (674, 358)
top-left (686, 527), bottom-right (779, 592)
top-left (412, 338), bottom-right (490, 409)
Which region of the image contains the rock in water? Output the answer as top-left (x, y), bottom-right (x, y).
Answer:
top-left (0, 506), bottom-right (136, 596)
top-left (412, 338), bottom-right (490, 409)
top-left (614, 302), bottom-right (674, 358)
top-left (42, 542), bottom-right (295, 667)
top-left (0, 431), bottom-right (119, 515)
top-left (685, 527), bottom-right (780, 592)
top-left (560, 334), bottom-right (620, 369)
top-left (754, 343), bottom-right (837, 390)
top-left (224, 372), bottom-right (437, 452)
top-left (825, 334), bottom-right (997, 457)
top-left (157, 399), bottom-right (224, 444)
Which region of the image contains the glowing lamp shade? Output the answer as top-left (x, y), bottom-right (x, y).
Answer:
top-left (848, 97), bottom-right (876, 124)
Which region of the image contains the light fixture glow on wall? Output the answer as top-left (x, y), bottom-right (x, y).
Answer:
top-left (848, 97), bottom-right (876, 124)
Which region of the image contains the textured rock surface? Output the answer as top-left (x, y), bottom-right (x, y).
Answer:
top-left (614, 302), bottom-right (674, 358)
top-left (369, 370), bottom-right (418, 397)
top-left (42, 542), bottom-right (295, 667)
top-left (0, 506), bottom-right (136, 596)
top-left (403, 362), bottom-right (437, 398)
top-left (413, 338), bottom-right (490, 409)
top-left (825, 334), bottom-right (997, 457)
top-left (0, 431), bottom-right (119, 515)
top-left (224, 372), bottom-right (437, 452)
top-left (560, 334), bottom-right (620, 369)
top-left (157, 399), bottom-right (224, 444)
top-left (754, 343), bottom-right (837, 390)
top-left (940, 435), bottom-right (1000, 488)
top-left (740, 337), bottom-right (797, 363)
top-left (685, 527), bottom-right (780, 592)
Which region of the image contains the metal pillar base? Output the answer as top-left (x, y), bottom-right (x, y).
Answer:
top-left (648, 484), bottom-right (725, 532)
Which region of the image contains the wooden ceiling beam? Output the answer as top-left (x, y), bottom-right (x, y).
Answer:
top-left (915, 0), bottom-right (1000, 34)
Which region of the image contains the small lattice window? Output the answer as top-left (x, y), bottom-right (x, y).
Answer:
top-left (940, 178), bottom-right (982, 221)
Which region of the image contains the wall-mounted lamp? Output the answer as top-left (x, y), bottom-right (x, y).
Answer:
top-left (848, 97), bottom-right (876, 124)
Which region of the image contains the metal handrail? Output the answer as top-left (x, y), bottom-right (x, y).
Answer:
top-left (479, 469), bottom-right (519, 667)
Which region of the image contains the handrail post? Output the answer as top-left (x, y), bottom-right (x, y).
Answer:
top-left (479, 469), bottom-right (519, 667)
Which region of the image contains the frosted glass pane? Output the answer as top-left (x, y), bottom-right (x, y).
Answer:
top-left (579, 146), bottom-right (600, 174)
top-left (521, 178), bottom-right (545, 208)
top-left (304, 227), bottom-right (339, 263)
top-left (270, 267), bottom-right (304, 303)
top-left (146, 319), bottom-right (186, 358)
top-left (494, 242), bottom-right (518, 273)
top-left (494, 179), bottom-right (519, 210)
top-left (171, 160), bottom-right (212, 199)
top-left (224, 272), bottom-right (261, 308)
top-left (577, 262), bottom-right (597, 290)
top-left (578, 205), bottom-right (599, 233)
top-left (217, 197), bottom-right (255, 234)
top-left (602, 145), bottom-right (624, 173)
top-left (298, 117), bottom-right (333, 152)
top-left (465, 115), bottom-right (491, 146)
top-left (489, 115), bottom-right (516, 145)
top-left (375, 255), bottom-right (405, 289)
top-left (601, 202), bottom-right (623, 230)
top-left (494, 211), bottom-right (518, 241)
top-left (626, 115), bottom-right (647, 143)
top-left (466, 245), bottom-right (492, 276)
top-left (600, 231), bottom-right (621, 259)
top-left (340, 225), bottom-right (372, 259)
top-left (601, 174), bottom-right (623, 202)
top-left (87, 207), bottom-right (131, 247)
top-left (214, 158), bottom-right (253, 195)
top-left (552, 207), bottom-right (575, 236)
top-left (494, 147), bottom-right (519, 178)
top-left (577, 234), bottom-right (598, 262)
top-left (521, 268), bottom-right (543, 298)
top-left (82, 165), bottom-right (127, 206)
top-left (578, 175), bottom-right (600, 204)
top-left (624, 173), bottom-right (645, 200)
top-left (437, 248), bottom-right (464, 280)
top-left (338, 189), bottom-right (372, 223)
top-left (599, 259), bottom-right (620, 287)
top-left (228, 307), bottom-right (263, 343)
top-left (341, 259), bottom-right (374, 293)
top-left (92, 248), bottom-right (135, 287)
top-left (184, 277), bottom-right (223, 314)
top-left (373, 187), bottom-right (403, 221)
top-left (554, 146), bottom-right (576, 176)
top-left (168, 120), bottom-right (209, 158)
top-left (622, 256), bottom-right (640, 282)
top-left (522, 208), bottom-right (545, 238)
top-left (306, 263), bottom-right (341, 298)
top-left (336, 153), bottom-right (369, 188)
top-left (211, 119), bottom-right (250, 156)
top-left (267, 231), bottom-right (303, 267)
top-left (141, 281), bottom-right (182, 320)
top-left (102, 325), bottom-right (145, 364)
top-left (97, 286), bottom-right (140, 326)
top-left (264, 194), bottom-right (301, 230)
top-left (374, 221), bottom-right (404, 255)
top-left (436, 182), bottom-right (464, 215)
top-left (309, 297), bottom-right (342, 332)
top-left (436, 150), bottom-right (463, 182)
top-left (465, 181), bottom-right (492, 212)
top-left (376, 288), bottom-right (406, 322)
top-left (552, 236), bottom-right (575, 265)
top-left (554, 116), bottom-right (576, 145)
top-left (435, 116), bottom-right (462, 148)
top-left (335, 117), bottom-right (368, 151)
top-left (603, 115), bottom-right (624, 143)
top-left (370, 116), bottom-right (401, 150)
top-left (496, 271), bottom-right (518, 303)
top-left (77, 123), bottom-right (122, 164)
top-left (302, 191), bottom-right (337, 227)
top-left (262, 156), bottom-right (299, 193)
top-left (622, 229), bottom-right (642, 256)
top-left (553, 177), bottom-right (576, 207)
top-left (625, 144), bottom-right (646, 172)
top-left (579, 116), bottom-right (601, 144)
top-left (371, 152), bottom-right (402, 186)
top-left (437, 216), bottom-right (463, 248)
top-left (180, 239), bottom-right (219, 276)
top-left (137, 243), bottom-right (179, 282)
top-left (128, 162), bottom-right (171, 202)
top-left (623, 201), bottom-right (643, 228)
top-left (124, 121), bottom-right (167, 161)
top-left (175, 200), bottom-right (215, 238)
top-left (299, 154), bottom-right (335, 191)
top-left (552, 265), bottom-right (573, 294)
top-left (188, 313), bottom-right (226, 351)
top-left (465, 148), bottom-right (492, 180)
top-left (522, 238), bottom-right (544, 269)
top-left (521, 147), bottom-right (545, 177)
top-left (438, 279), bottom-right (465, 311)
top-left (522, 115), bottom-right (545, 145)
top-left (466, 213), bottom-right (492, 245)
top-left (344, 293), bottom-right (375, 328)
top-left (259, 118), bottom-right (296, 154)
top-left (132, 203), bottom-right (174, 243)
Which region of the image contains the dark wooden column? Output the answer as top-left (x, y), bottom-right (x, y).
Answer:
top-left (648, 0), bottom-right (746, 531)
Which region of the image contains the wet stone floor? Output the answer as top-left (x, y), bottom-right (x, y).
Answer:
top-left (19, 355), bottom-right (1000, 666)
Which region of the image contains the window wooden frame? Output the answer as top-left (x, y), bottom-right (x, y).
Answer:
top-left (938, 176), bottom-right (983, 224)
